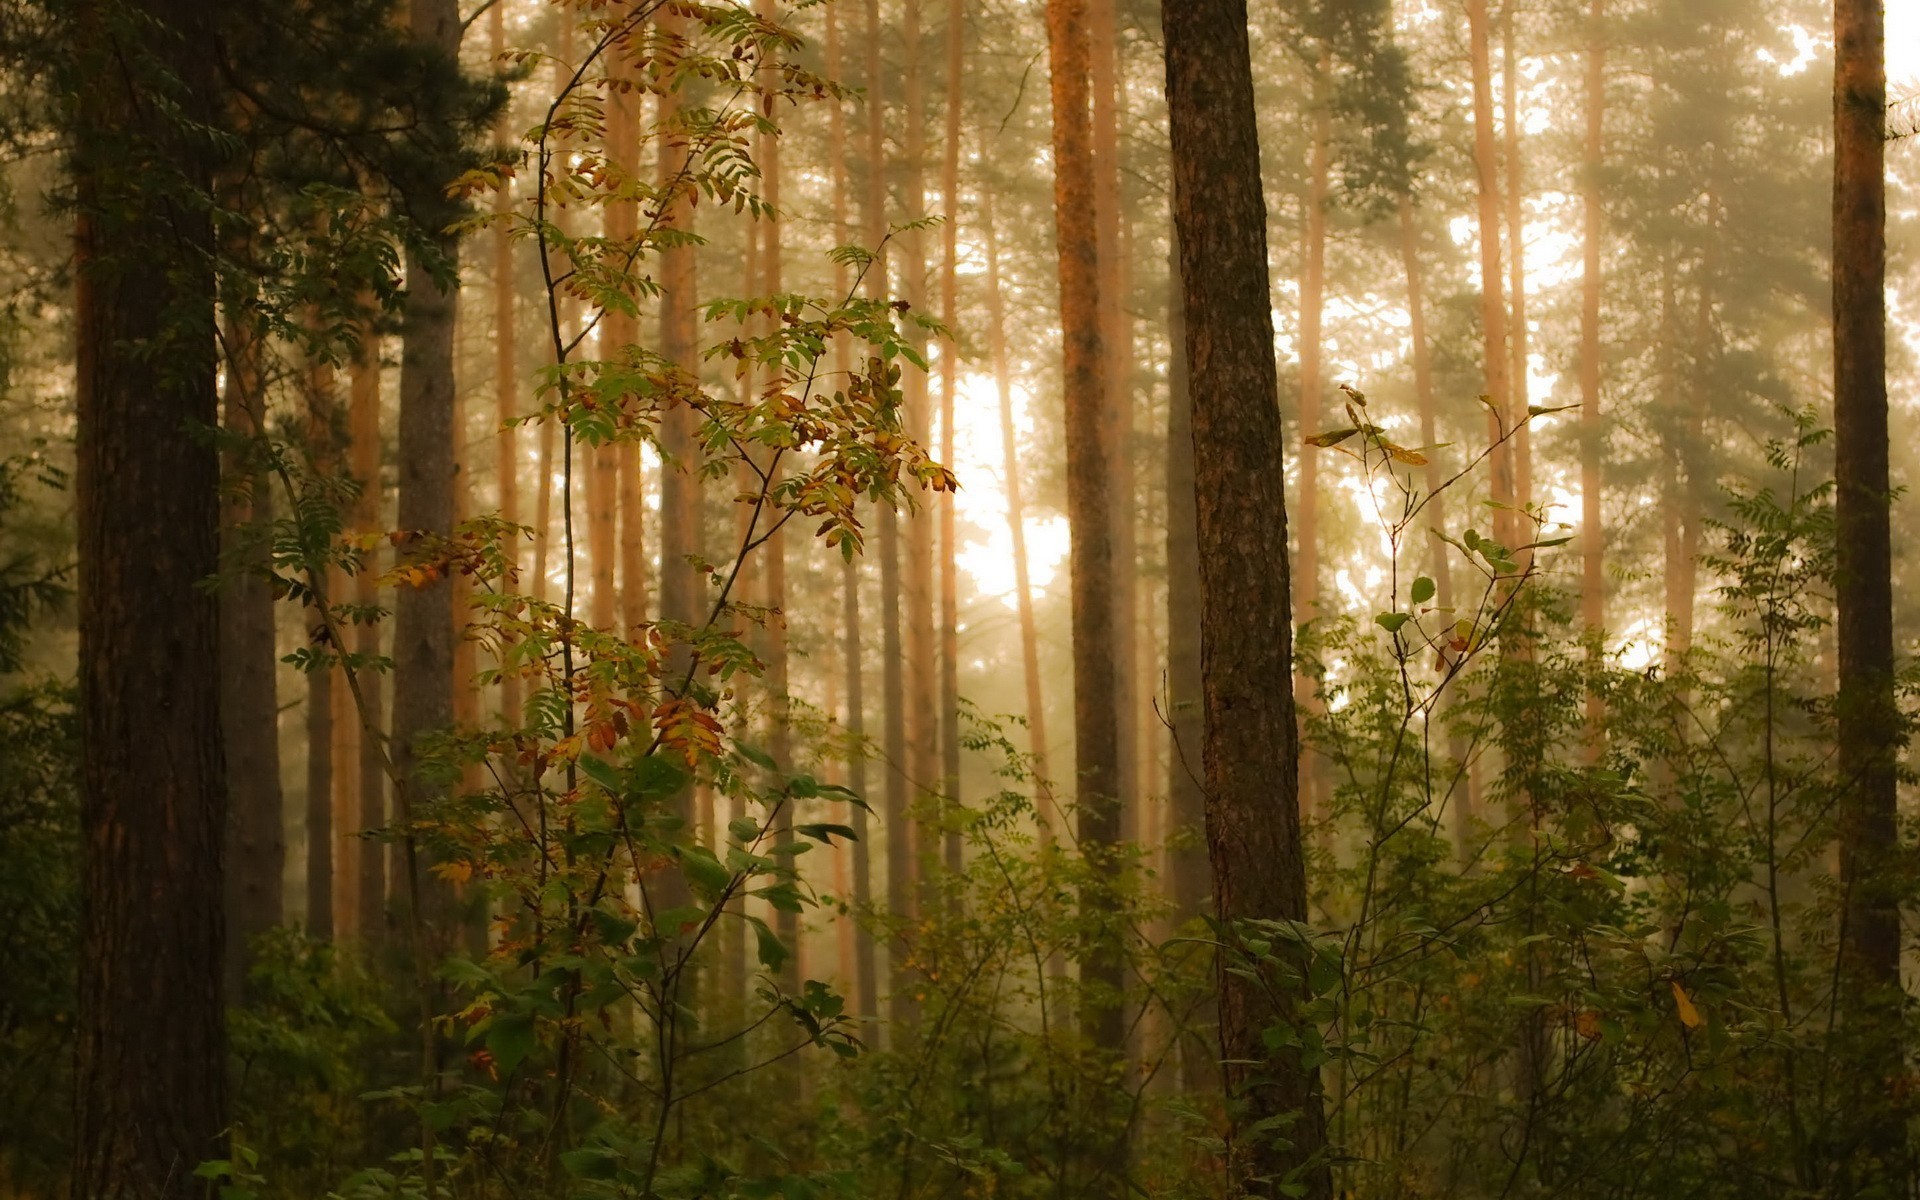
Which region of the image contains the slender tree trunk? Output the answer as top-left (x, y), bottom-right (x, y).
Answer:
top-left (220, 314), bottom-right (286, 994)
top-left (983, 195), bottom-right (1054, 820)
top-left (1163, 238), bottom-right (1215, 1093)
top-left (350, 319), bottom-right (387, 937)
top-left (1045, 0), bottom-right (1124, 1058)
top-left (1502, 6), bottom-right (1531, 518)
top-left (71, 0), bottom-right (228, 1191)
top-left (1833, 0), bottom-right (1905, 1182)
top-left (492, 1), bottom-right (522, 724)
top-left (306, 344), bottom-right (339, 940)
top-left (1090, 0), bottom-right (1137, 844)
top-left (1294, 53), bottom-right (1332, 825)
top-left (1579, 0), bottom-right (1606, 755)
top-left (1466, 0), bottom-right (1515, 547)
top-left (656, 8), bottom-right (701, 924)
top-left (1162, 1), bottom-right (1329, 1193)
top-left (938, 0), bottom-right (965, 883)
top-left (862, 0), bottom-right (916, 1037)
top-left (902, 0), bottom-right (939, 920)
top-left (827, 2), bottom-right (878, 1019)
top-left (604, 20), bottom-right (645, 643)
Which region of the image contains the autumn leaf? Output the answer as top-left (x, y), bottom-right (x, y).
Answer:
top-left (433, 859), bottom-right (474, 886)
top-left (1575, 1010), bottom-right (1603, 1042)
top-left (1671, 980), bottom-right (1704, 1029)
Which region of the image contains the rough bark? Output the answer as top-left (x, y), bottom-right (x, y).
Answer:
top-left (1161, 1), bottom-right (1329, 1193)
top-left (1832, 0), bottom-right (1905, 1181)
top-left (71, 0), bottom-right (229, 1192)
top-left (1045, 0), bottom-right (1124, 1055)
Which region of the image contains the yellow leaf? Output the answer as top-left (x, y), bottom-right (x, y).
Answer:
top-left (433, 859), bottom-right (474, 886)
top-left (1575, 1010), bottom-right (1603, 1041)
top-left (1671, 981), bottom-right (1704, 1029)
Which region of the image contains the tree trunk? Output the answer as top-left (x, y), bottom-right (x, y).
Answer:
top-left (71, 0), bottom-right (229, 1192)
top-left (1090, 0), bottom-right (1137, 846)
top-left (938, 0), bottom-right (966, 882)
top-left (492, 0), bottom-right (522, 723)
top-left (350, 318), bottom-right (387, 938)
top-left (306, 345), bottom-right (339, 941)
top-left (902, 0), bottom-right (939, 922)
top-left (1161, 1), bottom-right (1329, 1193)
top-left (220, 314), bottom-right (286, 995)
top-left (1502, 5), bottom-right (1531, 519)
top-left (1044, 0), bottom-right (1123, 1057)
top-left (1294, 53), bottom-right (1332, 825)
top-left (1832, 0), bottom-right (1904, 1181)
top-left (983, 194), bottom-right (1054, 822)
top-left (1466, 0), bottom-right (1515, 548)
top-left (827, 1), bottom-right (878, 1019)
top-left (1579, 0), bottom-right (1606, 756)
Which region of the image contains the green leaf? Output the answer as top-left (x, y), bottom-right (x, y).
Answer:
top-left (1304, 427), bottom-right (1360, 448)
top-left (749, 915), bottom-right (790, 971)
top-left (1375, 612), bottom-right (1411, 634)
top-left (1410, 576), bottom-right (1436, 605)
top-left (678, 846), bottom-right (735, 897)
top-left (795, 822), bottom-right (859, 845)
top-left (485, 1013), bottom-right (537, 1076)
top-left (578, 756), bottom-right (623, 794)
top-left (631, 754), bottom-right (690, 799)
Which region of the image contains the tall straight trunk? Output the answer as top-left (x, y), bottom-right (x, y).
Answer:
top-left (1045, 0), bottom-right (1124, 1055)
top-left (1501, 7), bottom-right (1531, 516)
top-left (606, 28), bottom-right (645, 634)
top-left (71, 0), bottom-right (228, 1190)
top-left (655, 9), bottom-right (701, 923)
top-left (391, 0), bottom-right (464, 943)
top-left (492, 1), bottom-right (522, 722)
top-left (937, 0), bottom-right (965, 878)
top-left (1090, 0), bottom-right (1137, 840)
top-left (1295, 51), bottom-right (1330, 621)
top-left (1162, 239), bottom-right (1214, 1093)
top-left (1579, 0), bottom-right (1605, 754)
top-left (827, 2), bottom-right (878, 1018)
top-left (1294, 54), bottom-right (1332, 824)
top-left (902, 0), bottom-right (939, 912)
top-left (864, 0), bottom-right (916, 1035)
top-left (983, 195), bottom-right (1054, 817)
top-left (350, 322), bottom-right (387, 936)
top-left (532, 21), bottom-right (572, 614)
top-left (220, 316), bottom-right (286, 994)
top-left (751, 0), bottom-right (799, 982)
top-left (1833, 0), bottom-right (1904, 1181)
top-left (1161, 1), bottom-right (1329, 1193)
top-left (306, 347), bottom-right (339, 940)
top-left (1466, 0), bottom-right (1515, 548)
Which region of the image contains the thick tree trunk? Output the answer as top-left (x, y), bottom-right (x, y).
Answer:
top-left (220, 316), bottom-right (286, 994)
top-left (983, 194), bottom-right (1054, 820)
top-left (390, 0), bottom-right (463, 944)
top-left (1045, 0), bottom-right (1124, 1057)
top-left (1161, 1), bottom-right (1329, 1194)
top-left (71, 0), bottom-right (229, 1192)
top-left (1832, 0), bottom-right (1905, 1182)
top-left (1579, 0), bottom-right (1606, 755)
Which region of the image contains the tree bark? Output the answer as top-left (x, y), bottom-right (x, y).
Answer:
top-left (305, 344), bottom-right (340, 941)
top-left (350, 319), bottom-right (387, 937)
top-left (220, 314), bottom-right (286, 995)
top-left (1045, 0), bottom-right (1124, 1056)
top-left (1161, 1), bottom-right (1329, 1193)
top-left (1466, 0), bottom-right (1515, 548)
top-left (71, 0), bottom-right (229, 1192)
top-left (1579, 0), bottom-right (1606, 756)
top-left (1832, 0), bottom-right (1905, 1182)
top-left (492, 0), bottom-right (522, 724)
top-left (1501, 6), bottom-right (1531, 519)
top-left (938, 0), bottom-right (966, 882)
top-left (390, 0), bottom-right (463, 944)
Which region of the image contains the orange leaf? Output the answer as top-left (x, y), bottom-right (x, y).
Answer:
top-left (1671, 981), bottom-right (1704, 1029)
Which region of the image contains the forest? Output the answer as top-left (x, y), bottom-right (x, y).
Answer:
top-left (0, 0), bottom-right (1915, 1195)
